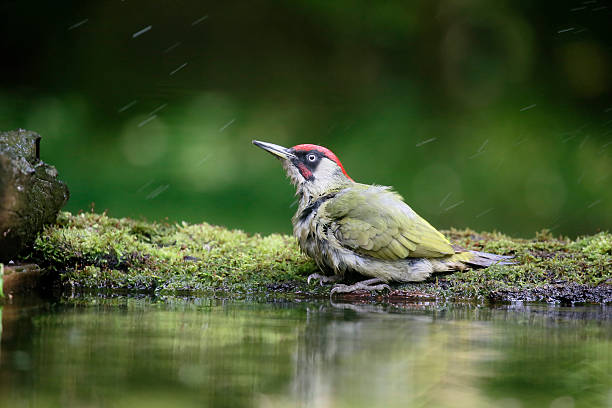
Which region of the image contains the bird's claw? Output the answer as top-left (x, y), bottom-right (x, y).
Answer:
top-left (307, 273), bottom-right (340, 286)
top-left (330, 278), bottom-right (391, 296)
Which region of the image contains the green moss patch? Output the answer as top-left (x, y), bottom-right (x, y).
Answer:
top-left (29, 212), bottom-right (611, 304)
top-left (32, 212), bottom-right (316, 295)
top-left (395, 228), bottom-right (611, 304)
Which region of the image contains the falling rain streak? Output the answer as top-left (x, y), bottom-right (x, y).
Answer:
top-left (148, 104), bottom-right (168, 116)
top-left (415, 137), bottom-right (436, 147)
top-left (137, 179), bottom-right (155, 193)
top-left (192, 15), bottom-right (208, 26)
top-left (132, 25), bottom-right (152, 38)
top-left (219, 119), bottom-right (235, 132)
top-left (444, 200), bottom-right (464, 212)
top-left (138, 115), bottom-right (157, 128)
top-left (562, 134), bottom-right (578, 143)
top-left (520, 104), bottom-right (537, 111)
top-left (164, 42), bottom-right (182, 53)
top-left (587, 199), bottom-right (602, 208)
top-left (170, 63), bottom-right (188, 76)
top-left (118, 100), bottom-right (138, 113)
top-left (469, 139), bottom-right (488, 159)
top-left (439, 192), bottom-right (452, 207)
top-left (68, 19), bottom-right (88, 30)
top-left (475, 208), bottom-right (494, 218)
top-left (146, 185), bottom-right (170, 200)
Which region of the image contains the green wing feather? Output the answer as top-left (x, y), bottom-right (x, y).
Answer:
top-left (324, 185), bottom-right (454, 260)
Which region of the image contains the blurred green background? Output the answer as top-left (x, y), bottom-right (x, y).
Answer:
top-left (1, 0), bottom-right (610, 238)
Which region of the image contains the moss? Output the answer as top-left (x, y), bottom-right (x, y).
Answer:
top-left (396, 229), bottom-right (611, 304)
top-left (29, 212), bottom-right (611, 304)
top-left (32, 211), bottom-right (316, 295)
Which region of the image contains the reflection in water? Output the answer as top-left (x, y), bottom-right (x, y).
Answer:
top-left (0, 296), bottom-right (610, 408)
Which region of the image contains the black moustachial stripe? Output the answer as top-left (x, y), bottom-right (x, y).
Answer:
top-left (298, 193), bottom-right (337, 222)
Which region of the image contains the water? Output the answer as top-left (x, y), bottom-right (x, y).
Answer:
top-left (1, 296), bottom-right (610, 408)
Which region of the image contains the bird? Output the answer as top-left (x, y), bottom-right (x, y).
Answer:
top-left (252, 140), bottom-right (514, 294)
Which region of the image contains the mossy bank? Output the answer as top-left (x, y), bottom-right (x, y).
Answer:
top-left (19, 212), bottom-right (612, 304)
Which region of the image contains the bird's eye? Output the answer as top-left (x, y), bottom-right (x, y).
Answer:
top-left (307, 154), bottom-right (317, 162)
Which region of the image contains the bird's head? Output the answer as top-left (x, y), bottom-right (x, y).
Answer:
top-left (253, 140), bottom-right (353, 197)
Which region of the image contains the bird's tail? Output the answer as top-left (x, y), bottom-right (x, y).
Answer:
top-left (427, 250), bottom-right (514, 274)
top-left (462, 250), bottom-right (515, 268)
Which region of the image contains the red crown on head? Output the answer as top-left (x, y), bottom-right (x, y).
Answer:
top-left (292, 144), bottom-right (352, 180)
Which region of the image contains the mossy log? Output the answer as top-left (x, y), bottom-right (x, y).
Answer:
top-left (17, 211), bottom-right (611, 304)
top-left (0, 129), bottom-right (69, 261)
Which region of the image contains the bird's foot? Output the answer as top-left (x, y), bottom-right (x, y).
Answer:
top-left (307, 273), bottom-right (341, 286)
top-left (330, 278), bottom-right (391, 296)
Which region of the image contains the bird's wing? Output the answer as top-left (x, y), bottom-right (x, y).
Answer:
top-left (323, 185), bottom-right (454, 260)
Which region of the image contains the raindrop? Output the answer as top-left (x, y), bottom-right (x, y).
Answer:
top-left (468, 139), bottom-right (488, 159)
top-left (191, 15), bottom-right (208, 26)
top-left (118, 100), bottom-right (138, 113)
top-left (164, 42), bottom-right (182, 53)
top-left (444, 200), bottom-right (464, 212)
top-left (520, 104), bottom-right (537, 111)
top-left (137, 179), bottom-right (154, 193)
top-left (439, 192), bottom-right (452, 207)
top-left (148, 103), bottom-right (167, 116)
top-left (169, 62), bottom-right (188, 76)
top-left (415, 137), bottom-right (436, 147)
top-left (68, 19), bottom-right (88, 30)
top-left (132, 25), bottom-right (152, 38)
top-left (219, 118), bottom-right (235, 132)
top-left (475, 208), bottom-right (494, 218)
top-left (137, 115), bottom-right (157, 128)
top-left (146, 184), bottom-right (170, 200)
top-left (587, 199), bottom-right (602, 208)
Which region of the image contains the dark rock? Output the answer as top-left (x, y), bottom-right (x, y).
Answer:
top-left (0, 129), bottom-right (69, 261)
top-left (2, 263), bottom-right (45, 295)
top-left (489, 283), bottom-right (612, 305)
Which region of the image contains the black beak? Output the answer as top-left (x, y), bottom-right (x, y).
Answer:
top-left (252, 140), bottom-right (297, 160)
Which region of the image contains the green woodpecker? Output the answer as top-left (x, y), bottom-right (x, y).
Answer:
top-left (253, 140), bottom-right (513, 294)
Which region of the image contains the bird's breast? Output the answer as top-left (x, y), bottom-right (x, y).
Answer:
top-left (293, 193), bottom-right (337, 261)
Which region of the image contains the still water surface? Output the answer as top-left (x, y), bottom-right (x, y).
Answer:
top-left (0, 296), bottom-right (610, 408)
